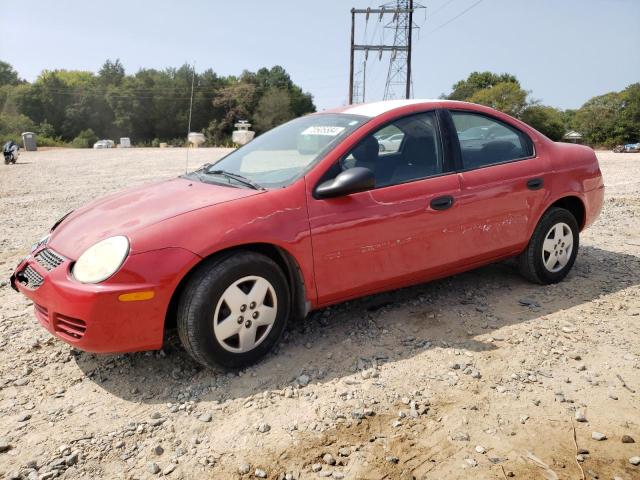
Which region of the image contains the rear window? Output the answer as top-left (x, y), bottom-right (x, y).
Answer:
top-left (451, 111), bottom-right (534, 169)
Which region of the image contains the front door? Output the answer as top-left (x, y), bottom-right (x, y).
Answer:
top-left (306, 111), bottom-right (463, 305)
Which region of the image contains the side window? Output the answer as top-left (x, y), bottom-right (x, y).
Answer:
top-left (374, 126), bottom-right (404, 155)
top-left (451, 111), bottom-right (534, 169)
top-left (340, 111), bottom-right (443, 188)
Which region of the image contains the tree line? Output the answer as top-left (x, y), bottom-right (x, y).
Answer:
top-left (1, 60), bottom-right (638, 148)
top-left (443, 71), bottom-right (639, 147)
top-left (0, 59), bottom-right (315, 147)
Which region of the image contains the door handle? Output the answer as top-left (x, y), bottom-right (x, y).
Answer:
top-left (527, 178), bottom-right (544, 190)
top-left (430, 195), bottom-right (454, 211)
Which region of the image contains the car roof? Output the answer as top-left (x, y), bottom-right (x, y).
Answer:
top-left (323, 99), bottom-right (444, 118)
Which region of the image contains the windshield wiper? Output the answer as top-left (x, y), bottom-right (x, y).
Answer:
top-left (207, 169), bottom-right (264, 190)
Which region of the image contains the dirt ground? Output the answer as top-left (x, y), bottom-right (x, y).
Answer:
top-left (0, 148), bottom-right (638, 480)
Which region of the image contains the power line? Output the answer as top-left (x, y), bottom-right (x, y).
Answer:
top-left (429, 0), bottom-right (456, 17)
top-left (424, 0), bottom-right (484, 36)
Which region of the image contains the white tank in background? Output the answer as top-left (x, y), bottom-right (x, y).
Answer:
top-left (232, 120), bottom-right (255, 146)
top-left (188, 132), bottom-right (206, 148)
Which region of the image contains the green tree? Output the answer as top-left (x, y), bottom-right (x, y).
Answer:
top-left (619, 83), bottom-right (640, 142)
top-left (253, 88), bottom-right (294, 133)
top-left (468, 81), bottom-right (528, 118)
top-left (521, 105), bottom-right (565, 141)
top-left (6, 61), bottom-right (315, 145)
top-left (446, 71), bottom-right (519, 101)
top-left (36, 121), bottom-right (56, 137)
top-left (210, 82), bottom-right (257, 138)
top-left (561, 109), bottom-right (577, 132)
top-left (0, 113), bottom-right (34, 143)
top-left (98, 59), bottom-right (125, 86)
top-left (0, 60), bottom-right (21, 86)
top-left (574, 92), bottom-right (624, 146)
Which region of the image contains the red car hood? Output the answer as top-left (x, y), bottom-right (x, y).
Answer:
top-left (48, 178), bottom-right (262, 258)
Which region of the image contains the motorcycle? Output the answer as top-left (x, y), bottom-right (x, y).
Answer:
top-left (3, 141), bottom-right (19, 165)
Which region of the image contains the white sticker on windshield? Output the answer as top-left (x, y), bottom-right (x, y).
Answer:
top-left (301, 126), bottom-right (345, 136)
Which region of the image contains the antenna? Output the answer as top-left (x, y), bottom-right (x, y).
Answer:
top-left (185, 61), bottom-right (196, 174)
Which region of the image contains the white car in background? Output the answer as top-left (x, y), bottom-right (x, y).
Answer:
top-left (378, 133), bottom-right (404, 153)
top-left (93, 139), bottom-right (115, 149)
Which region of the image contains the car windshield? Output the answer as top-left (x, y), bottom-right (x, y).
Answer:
top-left (187, 113), bottom-right (367, 188)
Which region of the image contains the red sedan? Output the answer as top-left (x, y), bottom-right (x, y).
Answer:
top-left (11, 100), bottom-right (604, 369)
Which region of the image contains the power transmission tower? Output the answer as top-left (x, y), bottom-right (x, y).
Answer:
top-left (383, 0), bottom-right (417, 100)
top-left (348, 2), bottom-right (423, 104)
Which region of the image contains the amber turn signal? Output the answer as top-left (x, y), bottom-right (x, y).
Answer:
top-left (118, 291), bottom-right (155, 302)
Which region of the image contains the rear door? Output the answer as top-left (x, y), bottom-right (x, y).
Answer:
top-left (446, 110), bottom-right (550, 261)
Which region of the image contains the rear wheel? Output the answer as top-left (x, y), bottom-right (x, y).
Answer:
top-left (518, 207), bottom-right (579, 284)
top-left (177, 252), bottom-right (290, 369)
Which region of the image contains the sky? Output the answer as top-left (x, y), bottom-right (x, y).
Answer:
top-left (1, 0), bottom-right (639, 111)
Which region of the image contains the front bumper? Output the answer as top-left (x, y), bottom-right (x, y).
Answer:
top-left (10, 246), bottom-right (200, 353)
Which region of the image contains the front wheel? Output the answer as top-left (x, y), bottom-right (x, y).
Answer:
top-left (518, 207), bottom-right (579, 284)
top-left (177, 251), bottom-right (290, 369)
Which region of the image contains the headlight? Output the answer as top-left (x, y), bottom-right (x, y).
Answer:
top-left (72, 236), bottom-right (129, 284)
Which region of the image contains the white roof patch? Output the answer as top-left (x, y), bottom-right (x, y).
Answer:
top-left (342, 99), bottom-right (439, 117)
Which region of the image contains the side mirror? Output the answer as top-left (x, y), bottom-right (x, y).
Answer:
top-left (314, 167), bottom-right (375, 199)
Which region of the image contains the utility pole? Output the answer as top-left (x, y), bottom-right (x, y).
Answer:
top-left (349, 8), bottom-right (356, 105)
top-left (348, 2), bottom-right (423, 104)
top-left (406, 0), bottom-right (413, 99)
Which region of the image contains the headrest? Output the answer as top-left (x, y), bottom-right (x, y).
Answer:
top-left (352, 136), bottom-right (379, 164)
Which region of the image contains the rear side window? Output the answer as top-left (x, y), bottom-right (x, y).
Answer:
top-left (450, 111), bottom-right (534, 170)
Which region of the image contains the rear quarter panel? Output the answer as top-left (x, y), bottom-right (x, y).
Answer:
top-left (544, 142), bottom-right (604, 229)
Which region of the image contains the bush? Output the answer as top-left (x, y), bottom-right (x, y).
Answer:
top-left (71, 128), bottom-right (98, 148)
top-left (0, 113), bottom-right (35, 143)
top-left (37, 135), bottom-right (67, 147)
top-left (168, 137), bottom-right (187, 147)
top-left (36, 121), bottom-right (56, 138)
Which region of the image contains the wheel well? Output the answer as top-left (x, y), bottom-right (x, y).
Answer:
top-left (548, 196), bottom-right (585, 230)
top-left (164, 243), bottom-right (308, 331)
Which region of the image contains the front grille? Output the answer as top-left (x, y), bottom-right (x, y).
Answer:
top-left (34, 303), bottom-right (49, 325)
top-left (35, 248), bottom-right (65, 271)
top-left (54, 314), bottom-right (87, 340)
top-left (18, 265), bottom-right (44, 289)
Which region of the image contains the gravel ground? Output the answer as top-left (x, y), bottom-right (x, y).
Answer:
top-left (0, 148), bottom-right (638, 480)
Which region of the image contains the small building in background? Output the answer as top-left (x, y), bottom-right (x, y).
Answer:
top-left (563, 130), bottom-right (583, 144)
top-left (22, 132), bottom-right (37, 151)
top-left (119, 137), bottom-right (131, 148)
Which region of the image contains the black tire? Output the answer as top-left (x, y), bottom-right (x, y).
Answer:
top-left (177, 251), bottom-right (290, 369)
top-left (517, 207), bottom-right (579, 284)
